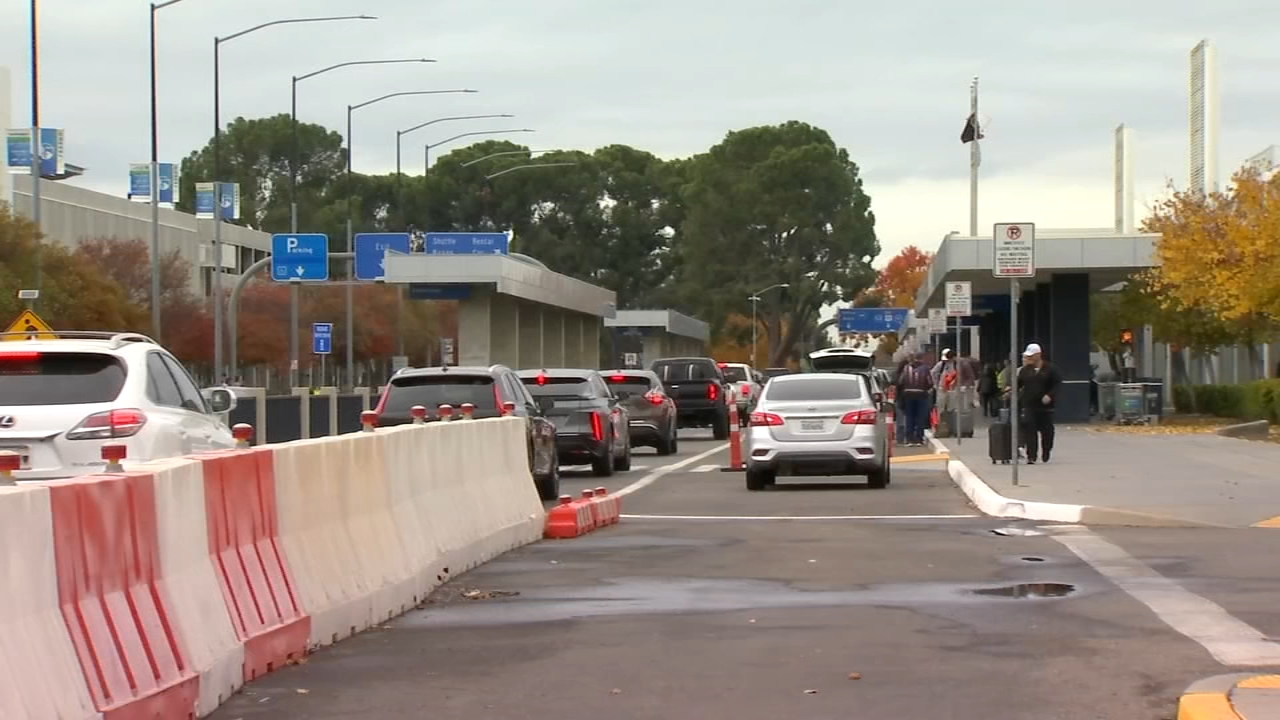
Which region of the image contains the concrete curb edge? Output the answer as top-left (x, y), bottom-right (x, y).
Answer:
top-left (1177, 673), bottom-right (1280, 719)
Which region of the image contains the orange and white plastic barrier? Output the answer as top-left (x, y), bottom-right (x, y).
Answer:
top-left (0, 415), bottom-right (544, 719)
top-left (542, 486), bottom-right (622, 538)
top-left (721, 402), bottom-right (745, 472)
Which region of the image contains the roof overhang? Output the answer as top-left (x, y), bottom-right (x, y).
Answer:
top-left (383, 253), bottom-right (617, 318)
top-left (603, 309), bottom-right (711, 343)
top-left (915, 229), bottom-right (1159, 311)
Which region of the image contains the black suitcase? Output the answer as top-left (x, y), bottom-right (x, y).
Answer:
top-left (989, 421), bottom-right (1013, 464)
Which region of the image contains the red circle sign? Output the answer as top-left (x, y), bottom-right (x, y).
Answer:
top-left (1006, 225), bottom-right (1022, 240)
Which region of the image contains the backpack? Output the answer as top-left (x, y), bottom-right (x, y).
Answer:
top-left (902, 364), bottom-right (930, 391)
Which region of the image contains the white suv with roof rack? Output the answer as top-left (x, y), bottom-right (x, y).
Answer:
top-left (0, 331), bottom-right (238, 481)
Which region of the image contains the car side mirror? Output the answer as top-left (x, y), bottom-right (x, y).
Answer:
top-left (203, 387), bottom-right (237, 414)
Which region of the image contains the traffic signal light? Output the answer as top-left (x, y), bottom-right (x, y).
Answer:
top-left (1119, 328), bottom-right (1134, 345)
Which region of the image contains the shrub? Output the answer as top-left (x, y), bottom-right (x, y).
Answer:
top-left (1176, 379), bottom-right (1280, 423)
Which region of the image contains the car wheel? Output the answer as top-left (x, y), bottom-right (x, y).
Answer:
top-left (712, 411), bottom-right (730, 440)
top-left (745, 467), bottom-right (773, 491)
top-left (656, 425), bottom-right (676, 455)
top-left (592, 451), bottom-right (614, 477)
top-left (867, 458), bottom-right (890, 489)
top-left (613, 438), bottom-right (632, 471)
top-left (536, 462), bottom-right (560, 500)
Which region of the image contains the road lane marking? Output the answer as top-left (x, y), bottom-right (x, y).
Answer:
top-left (621, 513), bottom-right (980, 521)
top-left (614, 443), bottom-right (728, 498)
top-left (1251, 516), bottom-right (1280, 528)
top-left (1051, 525), bottom-right (1280, 666)
top-left (691, 464), bottom-right (718, 473)
top-left (890, 453), bottom-right (950, 465)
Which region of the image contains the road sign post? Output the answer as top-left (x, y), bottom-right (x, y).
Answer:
top-left (271, 234), bottom-right (330, 282)
top-left (945, 281), bottom-right (972, 445)
top-left (993, 223), bottom-right (1035, 486)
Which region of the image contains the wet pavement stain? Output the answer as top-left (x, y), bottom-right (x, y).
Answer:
top-left (970, 582), bottom-right (1076, 599)
top-left (399, 575), bottom-right (1087, 628)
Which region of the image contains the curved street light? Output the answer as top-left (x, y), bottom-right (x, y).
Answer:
top-left (461, 149), bottom-right (561, 168)
top-left (423, 129), bottom-right (535, 173)
top-left (749, 283), bottom-right (790, 369)
top-left (210, 13), bottom-right (376, 378)
top-left (483, 162), bottom-right (578, 181)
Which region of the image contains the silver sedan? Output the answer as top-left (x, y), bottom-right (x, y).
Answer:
top-left (744, 373), bottom-right (891, 490)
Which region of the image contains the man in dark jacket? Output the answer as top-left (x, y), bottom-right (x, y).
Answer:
top-left (895, 353), bottom-right (934, 447)
top-left (1016, 343), bottom-right (1062, 463)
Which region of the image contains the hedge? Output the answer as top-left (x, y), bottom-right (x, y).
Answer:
top-left (1172, 379), bottom-right (1280, 423)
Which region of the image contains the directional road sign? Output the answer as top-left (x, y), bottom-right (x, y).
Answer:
top-left (836, 307), bottom-right (911, 334)
top-left (423, 232), bottom-right (510, 255)
top-left (312, 322), bottom-right (333, 355)
top-left (354, 232), bottom-right (411, 281)
top-left (271, 233), bottom-right (329, 282)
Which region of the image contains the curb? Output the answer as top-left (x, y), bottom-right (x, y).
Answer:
top-left (925, 433), bottom-right (1222, 527)
top-left (1178, 673), bottom-right (1280, 719)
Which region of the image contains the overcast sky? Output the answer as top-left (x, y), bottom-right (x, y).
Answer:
top-left (3, 0), bottom-right (1279, 267)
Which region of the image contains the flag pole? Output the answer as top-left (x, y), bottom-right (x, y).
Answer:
top-left (969, 76), bottom-right (979, 237)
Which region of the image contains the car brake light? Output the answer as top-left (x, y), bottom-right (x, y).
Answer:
top-left (750, 411), bottom-right (784, 426)
top-left (707, 383), bottom-right (718, 401)
top-left (590, 411), bottom-right (604, 441)
top-left (536, 373), bottom-right (547, 385)
top-left (0, 351), bottom-right (40, 362)
top-left (645, 391), bottom-right (665, 405)
top-left (66, 408), bottom-right (148, 440)
top-left (840, 409), bottom-right (878, 425)
top-left (740, 383), bottom-right (751, 396)
top-left (717, 362), bottom-right (728, 368)
top-left (610, 374), bottom-right (628, 382)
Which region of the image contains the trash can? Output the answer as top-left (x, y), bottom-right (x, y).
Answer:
top-left (1139, 379), bottom-right (1164, 423)
top-left (1098, 382), bottom-right (1119, 420)
top-left (1116, 383), bottom-right (1147, 424)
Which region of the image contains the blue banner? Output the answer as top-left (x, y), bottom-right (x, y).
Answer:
top-left (837, 307), bottom-right (911, 334)
top-left (6, 129), bottom-right (31, 173)
top-left (6, 128), bottom-right (63, 177)
top-left (128, 163), bottom-right (178, 203)
top-left (194, 181), bottom-right (238, 219)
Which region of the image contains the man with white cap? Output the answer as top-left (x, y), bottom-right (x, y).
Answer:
top-left (1015, 343), bottom-right (1062, 463)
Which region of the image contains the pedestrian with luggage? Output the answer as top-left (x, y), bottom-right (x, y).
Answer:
top-left (1016, 343), bottom-right (1063, 464)
top-left (895, 352), bottom-right (933, 447)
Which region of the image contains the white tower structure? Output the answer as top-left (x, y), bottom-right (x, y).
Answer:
top-left (0, 67), bottom-right (11, 206)
top-left (1114, 124), bottom-right (1134, 233)
top-left (1189, 40), bottom-right (1219, 194)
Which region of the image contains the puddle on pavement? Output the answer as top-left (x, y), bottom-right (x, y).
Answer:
top-left (969, 582), bottom-right (1076, 599)
top-left (402, 575), bottom-right (1086, 628)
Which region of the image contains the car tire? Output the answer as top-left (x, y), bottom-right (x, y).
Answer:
top-left (592, 452), bottom-right (614, 477)
top-left (536, 462), bottom-right (560, 501)
top-left (712, 411), bottom-right (730, 440)
top-left (613, 438), bottom-right (632, 471)
top-left (867, 457), bottom-right (890, 489)
top-left (656, 425), bottom-right (677, 455)
top-left (745, 467), bottom-right (773, 491)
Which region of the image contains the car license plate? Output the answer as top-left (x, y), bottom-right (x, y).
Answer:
top-left (0, 445), bottom-right (31, 470)
top-left (799, 419), bottom-right (825, 433)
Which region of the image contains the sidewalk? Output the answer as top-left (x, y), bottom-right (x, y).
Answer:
top-left (1179, 674), bottom-right (1280, 719)
top-left (934, 424), bottom-right (1280, 527)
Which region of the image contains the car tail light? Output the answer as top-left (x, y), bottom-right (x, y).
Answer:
top-left (0, 351), bottom-right (40, 362)
top-left (66, 408), bottom-right (148, 440)
top-left (707, 383), bottom-right (718, 401)
top-left (750, 411), bottom-right (784, 426)
top-left (645, 391), bottom-right (665, 405)
top-left (536, 372), bottom-right (547, 385)
top-left (740, 383), bottom-right (751, 396)
top-left (840, 409), bottom-right (878, 425)
top-left (492, 383), bottom-right (503, 409)
top-left (610, 374), bottom-right (628, 382)
top-left (373, 388), bottom-right (390, 418)
top-left (717, 362), bottom-right (728, 368)
top-left (590, 411), bottom-right (604, 442)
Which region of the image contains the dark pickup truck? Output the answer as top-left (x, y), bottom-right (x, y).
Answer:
top-left (649, 357), bottom-right (730, 439)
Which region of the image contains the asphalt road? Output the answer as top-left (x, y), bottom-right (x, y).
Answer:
top-left (210, 429), bottom-right (1280, 720)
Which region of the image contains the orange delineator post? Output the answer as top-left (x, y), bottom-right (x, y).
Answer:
top-left (721, 402), bottom-right (745, 472)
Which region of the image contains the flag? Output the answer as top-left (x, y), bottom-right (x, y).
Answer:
top-left (961, 113), bottom-right (984, 143)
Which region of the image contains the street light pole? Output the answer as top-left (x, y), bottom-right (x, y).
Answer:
top-left (394, 113), bottom-right (513, 226)
top-left (461, 149), bottom-right (559, 167)
top-left (344, 88), bottom-right (478, 388)
top-left (483, 162), bottom-right (577, 180)
top-left (288, 57), bottom-right (432, 387)
top-left (147, 0), bottom-right (190, 343)
top-left (211, 14), bottom-right (375, 382)
top-left (749, 283), bottom-right (790, 368)
top-left (29, 0), bottom-right (41, 303)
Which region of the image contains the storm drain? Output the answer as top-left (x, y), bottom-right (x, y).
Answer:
top-left (969, 583), bottom-right (1075, 599)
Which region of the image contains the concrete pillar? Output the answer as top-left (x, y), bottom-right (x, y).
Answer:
top-left (584, 315), bottom-right (600, 369)
top-left (457, 286), bottom-right (519, 367)
top-left (544, 310), bottom-right (564, 367)
top-left (642, 334), bottom-right (663, 366)
top-left (517, 301), bottom-right (542, 370)
top-left (1035, 282), bottom-right (1052, 350)
top-left (1049, 273), bottom-right (1091, 423)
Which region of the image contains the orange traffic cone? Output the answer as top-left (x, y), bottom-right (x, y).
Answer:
top-left (720, 402), bottom-right (745, 472)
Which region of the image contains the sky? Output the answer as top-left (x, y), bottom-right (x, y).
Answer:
top-left (3, 0), bottom-right (1279, 270)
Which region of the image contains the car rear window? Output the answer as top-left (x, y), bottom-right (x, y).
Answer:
top-left (383, 375), bottom-right (496, 414)
top-left (521, 376), bottom-right (595, 398)
top-left (652, 361), bottom-right (719, 382)
top-left (0, 351), bottom-right (127, 406)
top-left (764, 377), bottom-right (864, 402)
top-left (604, 374), bottom-right (652, 397)
top-left (719, 365), bottom-right (749, 382)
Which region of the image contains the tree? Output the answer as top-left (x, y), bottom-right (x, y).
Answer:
top-left (0, 203), bottom-right (142, 331)
top-left (671, 121), bottom-right (879, 366)
top-left (869, 245), bottom-right (932, 308)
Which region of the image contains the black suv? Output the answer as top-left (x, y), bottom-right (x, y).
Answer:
top-left (372, 365), bottom-right (560, 499)
top-left (649, 357), bottom-right (731, 439)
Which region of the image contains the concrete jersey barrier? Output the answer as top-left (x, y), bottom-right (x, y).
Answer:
top-left (0, 416), bottom-right (545, 718)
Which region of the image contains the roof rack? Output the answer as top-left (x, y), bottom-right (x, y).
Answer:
top-left (0, 331), bottom-right (159, 349)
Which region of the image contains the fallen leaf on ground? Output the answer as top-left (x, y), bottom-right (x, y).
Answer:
top-left (461, 589), bottom-right (520, 600)
top-left (295, 689), bottom-right (310, 695)
top-left (848, 672), bottom-right (862, 680)
top-left (610, 688), bottom-right (622, 695)
top-left (804, 689), bottom-right (819, 695)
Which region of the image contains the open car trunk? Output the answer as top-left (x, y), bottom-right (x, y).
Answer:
top-left (807, 348), bottom-right (876, 373)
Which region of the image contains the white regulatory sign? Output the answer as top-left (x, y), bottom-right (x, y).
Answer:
top-left (945, 281), bottom-right (972, 317)
top-left (927, 308), bottom-right (947, 334)
top-left (993, 222), bottom-right (1036, 278)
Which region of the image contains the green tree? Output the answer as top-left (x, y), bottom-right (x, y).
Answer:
top-left (177, 114), bottom-right (347, 234)
top-left (671, 121), bottom-right (879, 365)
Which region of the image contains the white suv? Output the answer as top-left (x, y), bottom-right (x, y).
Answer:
top-left (0, 331), bottom-right (238, 480)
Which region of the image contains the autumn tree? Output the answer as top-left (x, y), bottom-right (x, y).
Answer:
top-left (869, 245), bottom-right (932, 308)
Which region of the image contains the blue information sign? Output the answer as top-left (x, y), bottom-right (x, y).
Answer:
top-left (312, 322), bottom-right (333, 355)
top-left (271, 234), bottom-right (329, 282)
top-left (423, 232), bottom-right (510, 255)
top-left (407, 284), bottom-right (473, 301)
top-left (354, 232), bottom-right (412, 281)
top-left (837, 307), bottom-right (911, 334)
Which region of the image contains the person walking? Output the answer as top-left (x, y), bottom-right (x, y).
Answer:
top-left (978, 362), bottom-right (999, 417)
top-left (895, 352), bottom-right (933, 447)
top-left (1016, 343), bottom-right (1062, 464)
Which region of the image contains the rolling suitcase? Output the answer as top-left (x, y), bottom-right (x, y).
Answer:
top-left (989, 421), bottom-right (1013, 464)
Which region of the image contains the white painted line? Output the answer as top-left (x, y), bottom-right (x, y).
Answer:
top-left (927, 432), bottom-right (1085, 523)
top-left (1051, 525), bottom-right (1280, 667)
top-left (621, 513), bottom-right (980, 521)
top-left (691, 464), bottom-right (718, 473)
top-left (614, 443), bottom-right (728, 498)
